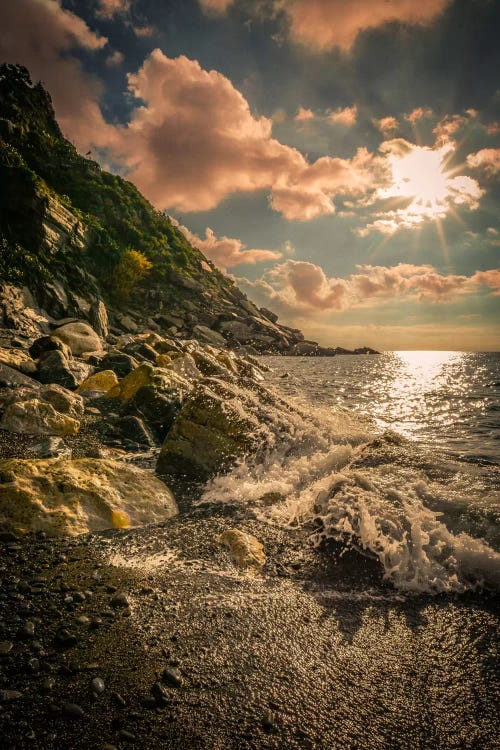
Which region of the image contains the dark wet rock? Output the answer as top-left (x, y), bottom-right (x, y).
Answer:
top-left (99, 415), bottom-right (155, 450)
top-left (54, 629), bottom-right (78, 649)
top-left (29, 336), bottom-right (68, 360)
top-left (117, 729), bottom-right (136, 742)
top-left (98, 352), bottom-right (138, 378)
top-left (62, 702), bottom-right (85, 719)
top-left (151, 681), bottom-right (169, 705)
top-left (37, 350), bottom-right (78, 390)
top-left (123, 341), bottom-right (158, 363)
top-left (125, 385), bottom-right (182, 442)
top-left (0, 640), bottom-right (13, 655)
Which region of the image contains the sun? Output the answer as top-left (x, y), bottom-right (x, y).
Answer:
top-left (382, 143), bottom-right (454, 222)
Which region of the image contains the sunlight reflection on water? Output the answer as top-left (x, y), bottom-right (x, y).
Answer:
top-left (264, 351), bottom-right (499, 463)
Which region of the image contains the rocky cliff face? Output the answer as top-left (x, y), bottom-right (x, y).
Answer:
top-left (0, 64), bottom-right (378, 356)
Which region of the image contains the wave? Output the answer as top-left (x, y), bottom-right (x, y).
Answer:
top-left (201, 393), bottom-right (500, 595)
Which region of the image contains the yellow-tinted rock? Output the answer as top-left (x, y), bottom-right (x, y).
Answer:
top-left (106, 364), bottom-right (153, 401)
top-left (0, 458), bottom-right (178, 536)
top-left (220, 529), bottom-right (266, 572)
top-left (156, 354), bottom-right (171, 368)
top-left (107, 364), bottom-right (192, 402)
top-left (0, 399), bottom-right (79, 436)
top-left (77, 370), bottom-right (119, 394)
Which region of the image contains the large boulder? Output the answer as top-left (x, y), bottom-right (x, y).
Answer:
top-left (0, 384), bottom-right (84, 421)
top-left (76, 370), bottom-right (118, 394)
top-left (0, 364), bottom-right (40, 389)
top-left (125, 385), bottom-right (183, 442)
top-left (99, 415), bottom-right (155, 451)
top-left (37, 350), bottom-right (92, 390)
top-left (192, 325), bottom-right (226, 348)
top-left (156, 377), bottom-right (270, 482)
top-left (106, 364), bottom-right (192, 403)
top-left (0, 399), bottom-right (79, 436)
top-left (51, 322), bottom-right (102, 356)
top-left (0, 458), bottom-right (178, 535)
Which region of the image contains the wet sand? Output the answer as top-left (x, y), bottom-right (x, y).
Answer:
top-left (0, 508), bottom-right (498, 750)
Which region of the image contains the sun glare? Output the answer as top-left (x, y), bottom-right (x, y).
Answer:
top-left (382, 144), bottom-right (454, 223)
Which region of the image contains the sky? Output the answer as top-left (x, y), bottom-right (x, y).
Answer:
top-left (1, 0), bottom-right (499, 350)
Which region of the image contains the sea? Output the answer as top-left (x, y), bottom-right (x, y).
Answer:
top-left (201, 351), bottom-right (500, 595)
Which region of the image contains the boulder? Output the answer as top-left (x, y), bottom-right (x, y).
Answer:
top-left (88, 299), bottom-right (109, 339)
top-left (39, 384), bottom-right (84, 419)
top-left (192, 325), bottom-right (226, 348)
top-left (37, 350), bottom-right (92, 390)
top-left (125, 385), bottom-right (183, 441)
top-left (51, 322), bottom-right (102, 356)
top-left (259, 307), bottom-right (278, 324)
top-left (0, 399), bottom-right (79, 436)
top-left (76, 370), bottom-right (118, 394)
top-left (99, 415), bottom-right (155, 451)
top-left (98, 352), bottom-right (138, 378)
top-left (117, 315), bottom-right (138, 333)
top-left (0, 458), bottom-right (178, 535)
top-left (156, 377), bottom-right (267, 482)
top-left (165, 353), bottom-right (201, 381)
top-left (218, 320), bottom-right (254, 343)
top-left (29, 335), bottom-right (70, 360)
top-left (107, 364), bottom-right (192, 403)
top-left (0, 347), bottom-right (37, 375)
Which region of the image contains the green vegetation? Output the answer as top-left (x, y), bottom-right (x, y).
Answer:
top-left (112, 249), bottom-right (153, 304)
top-left (0, 63), bottom-right (236, 309)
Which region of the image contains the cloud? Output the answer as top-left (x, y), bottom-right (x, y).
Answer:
top-left (466, 148), bottom-right (500, 177)
top-left (198, 0), bottom-right (234, 15)
top-left (272, 0), bottom-right (451, 52)
top-left (374, 116), bottom-right (399, 135)
top-left (329, 105), bottom-right (358, 126)
top-left (106, 50), bottom-right (125, 67)
top-left (242, 260), bottom-right (499, 314)
top-left (96, 0), bottom-right (130, 18)
top-left (101, 50), bottom-right (383, 218)
top-left (404, 107), bottom-right (433, 124)
top-left (177, 225), bottom-right (283, 271)
top-left (0, 0), bottom-right (115, 152)
top-left (295, 107), bottom-right (315, 122)
top-left (132, 25), bottom-right (156, 37)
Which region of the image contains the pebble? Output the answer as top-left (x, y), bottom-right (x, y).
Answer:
top-left (111, 691), bottom-right (127, 707)
top-left (91, 677), bottom-right (105, 695)
top-left (151, 682), bottom-right (169, 705)
top-left (55, 629), bottom-right (78, 648)
top-left (0, 640), bottom-right (13, 655)
top-left (41, 678), bottom-right (55, 693)
top-left (162, 667), bottom-right (183, 688)
top-left (62, 702), bottom-right (85, 719)
top-left (19, 621), bottom-right (35, 638)
top-left (117, 729), bottom-right (136, 742)
top-left (110, 592), bottom-right (130, 608)
top-left (0, 689), bottom-right (22, 702)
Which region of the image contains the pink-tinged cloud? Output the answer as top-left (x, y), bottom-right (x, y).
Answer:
top-left (471, 269), bottom-right (500, 295)
top-left (466, 148), bottom-right (500, 177)
top-left (329, 105), bottom-right (358, 126)
top-left (374, 116), bottom-right (399, 135)
top-left (198, 0), bottom-right (234, 15)
top-left (0, 0), bottom-right (115, 153)
top-left (274, 0), bottom-right (451, 52)
top-left (178, 225), bottom-right (283, 271)
top-left (102, 50), bottom-right (382, 218)
top-left (96, 0), bottom-right (130, 18)
top-left (295, 107), bottom-right (315, 122)
top-left (242, 260), bottom-right (497, 313)
top-left (404, 107), bottom-right (433, 124)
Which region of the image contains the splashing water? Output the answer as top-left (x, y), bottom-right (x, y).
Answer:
top-left (202, 353), bottom-right (500, 595)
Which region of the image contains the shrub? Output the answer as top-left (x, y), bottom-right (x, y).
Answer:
top-left (112, 249), bottom-right (153, 305)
